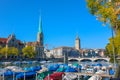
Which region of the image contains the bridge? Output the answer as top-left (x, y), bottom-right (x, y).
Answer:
top-left (68, 57), bottom-right (110, 62)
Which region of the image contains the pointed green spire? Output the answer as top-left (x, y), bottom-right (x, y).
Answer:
top-left (39, 16), bottom-right (42, 33)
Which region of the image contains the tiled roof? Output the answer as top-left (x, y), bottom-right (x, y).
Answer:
top-left (0, 38), bottom-right (8, 43)
top-left (0, 38), bottom-right (23, 45)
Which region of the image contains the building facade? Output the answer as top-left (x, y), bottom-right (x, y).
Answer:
top-left (75, 35), bottom-right (81, 50)
top-left (0, 34), bottom-right (25, 58)
top-left (47, 35), bottom-right (81, 58)
top-left (26, 16), bottom-right (45, 59)
top-left (50, 46), bottom-right (80, 58)
top-left (49, 35), bottom-right (105, 58)
top-left (0, 17), bottom-right (45, 59)
top-left (80, 49), bottom-right (105, 58)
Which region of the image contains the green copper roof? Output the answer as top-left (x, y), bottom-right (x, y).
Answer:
top-left (39, 16), bottom-right (42, 33)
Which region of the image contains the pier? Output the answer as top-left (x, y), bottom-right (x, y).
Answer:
top-left (65, 72), bottom-right (113, 78)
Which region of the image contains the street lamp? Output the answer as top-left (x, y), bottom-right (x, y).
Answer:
top-left (96, 21), bottom-right (116, 69)
top-left (102, 22), bottom-right (116, 68)
top-left (96, 7), bottom-right (116, 69)
top-left (111, 28), bottom-right (116, 68)
top-left (64, 50), bottom-right (68, 64)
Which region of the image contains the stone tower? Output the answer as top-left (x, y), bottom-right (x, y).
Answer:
top-left (37, 16), bottom-right (43, 46)
top-left (35, 16), bottom-right (45, 59)
top-left (75, 35), bottom-right (80, 50)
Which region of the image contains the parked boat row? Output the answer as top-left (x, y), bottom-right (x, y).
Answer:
top-left (0, 62), bottom-right (115, 80)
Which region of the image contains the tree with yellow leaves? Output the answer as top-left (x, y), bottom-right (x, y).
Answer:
top-left (22, 46), bottom-right (35, 58)
top-left (0, 47), bottom-right (18, 59)
top-left (86, 0), bottom-right (120, 32)
top-left (106, 31), bottom-right (120, 62)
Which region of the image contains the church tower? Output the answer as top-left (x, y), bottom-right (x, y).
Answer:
top-left (37, 16), bottom-right (44, 46)
top-left (75, 35), bottom-right (80, 50)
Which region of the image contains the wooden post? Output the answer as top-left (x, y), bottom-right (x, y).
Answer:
top-left (3, 72), bottom-right (4, 80)
top-left (36, 73), bottom-right (37, 80)
top-left (13, 72), bottom-right (15, 80)
top-left (16, 76), bottom-right (17, 80)
top-left (78, 75), bottom-right (80, 80)
top-left (62, 74), bottom-right (64, 80)
top-left (48, 74), bottom-right (50, 80)
top-left (24, 72), bottom-right (25, 80)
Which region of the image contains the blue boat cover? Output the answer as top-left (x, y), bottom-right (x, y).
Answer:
top-left (24, 66), bottom-right (41, 72)
top-left (109, 69), bottom-right (114, 75)
top-left (63, 64), bottom-right (68, 69)
top-left (96, 63), bottom-right (102, 66)
top-left (4, 70), bottom-right (13, 76)
top-left (48, 64), bottom-right (59, 71)
top-left (16, 71), bottom-right (36, 79)
top-left (65, 67), bottom-right (78, 72)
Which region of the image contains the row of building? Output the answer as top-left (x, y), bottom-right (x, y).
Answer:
top-left (0, 17), bottom-right (105, 59)
top-left (0, 17), bottom-right (45, 59)
top-left (44, 37), bottom-right (105, 58)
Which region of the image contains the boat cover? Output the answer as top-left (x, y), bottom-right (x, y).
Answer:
top-left (16, 71), bottom-right (36, 79)
top-left (96, 63), bottom-right (102, 67)
top-left (44, 72), bottom-right (64, 80)
top-left (56, 67), bottom-right (65, 72)
top-left (4, 70), bottom-right (13, 76)
top-left (65, 67), bottom-right (78, 72)
top-left (109, 69), bottom-right (114, 75)
top-left (63, 73), bottom-right (77, 80)
top-left (48, 64), bottom-right (59, 71)
top-left (37, 71), bottom-right (52, 79)
top-left (24, 66), bottom-right (41, 72)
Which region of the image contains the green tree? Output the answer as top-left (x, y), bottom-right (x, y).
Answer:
top-left (0, 46), bottom-right (3, 58)
top-left (86, 0), bottom-right (120, 63)
top-left (22, 46), bottom-right (35, 58)
top-left (9, 47), bottom-right (19, 56)
top-left (86, 0), bottom-right (120, 31)
top-left (0, 47), bottom-right (10, 59)
top-left (105, 31), bottom-right (120, 62)
top-left (0, 46), bottom-right (2, 49)
top-left (0, 47), bottom-right (18, 59)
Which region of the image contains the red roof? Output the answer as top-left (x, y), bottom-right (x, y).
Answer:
top-left (0, 38), bottom-right (8, 43)
top-left (0, 38), bottom-right (23, 45)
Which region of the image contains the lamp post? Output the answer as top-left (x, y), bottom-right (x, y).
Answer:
top-left (109, 0), bottom-right (117, 68)
top-left (111, 28), bottom-right (116, 68)
top-left (64, 50), bottom-right (68, 64)
top-left (96, 3), bottom-right (116, 68)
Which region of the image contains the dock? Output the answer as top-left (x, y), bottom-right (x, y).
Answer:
top-left (65, 72), bottom-right (113, 78)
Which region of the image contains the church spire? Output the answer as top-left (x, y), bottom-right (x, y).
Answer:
top-left (39, 16), bottom-right (42, 33)
top-left (37, 15), bottom-right (44, 46)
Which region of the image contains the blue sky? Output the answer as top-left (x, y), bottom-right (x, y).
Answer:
top-left (0, 0), bottom-right (112, 49)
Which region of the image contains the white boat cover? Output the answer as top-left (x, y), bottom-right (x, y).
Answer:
top-left (63, 73), bottom-right (77, 80)
top-left (88, 75), bottom-right (102, 80)
top-left (5, 66), bottom-right (23, 72)
top-left (37, 67), bottom-right (48, 73)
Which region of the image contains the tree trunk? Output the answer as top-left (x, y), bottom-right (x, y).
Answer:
top-left (5, 53), bottom-right (7, 59)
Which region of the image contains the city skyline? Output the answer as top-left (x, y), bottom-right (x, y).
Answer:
top-left (0, 0), bottom-right (112, 49)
